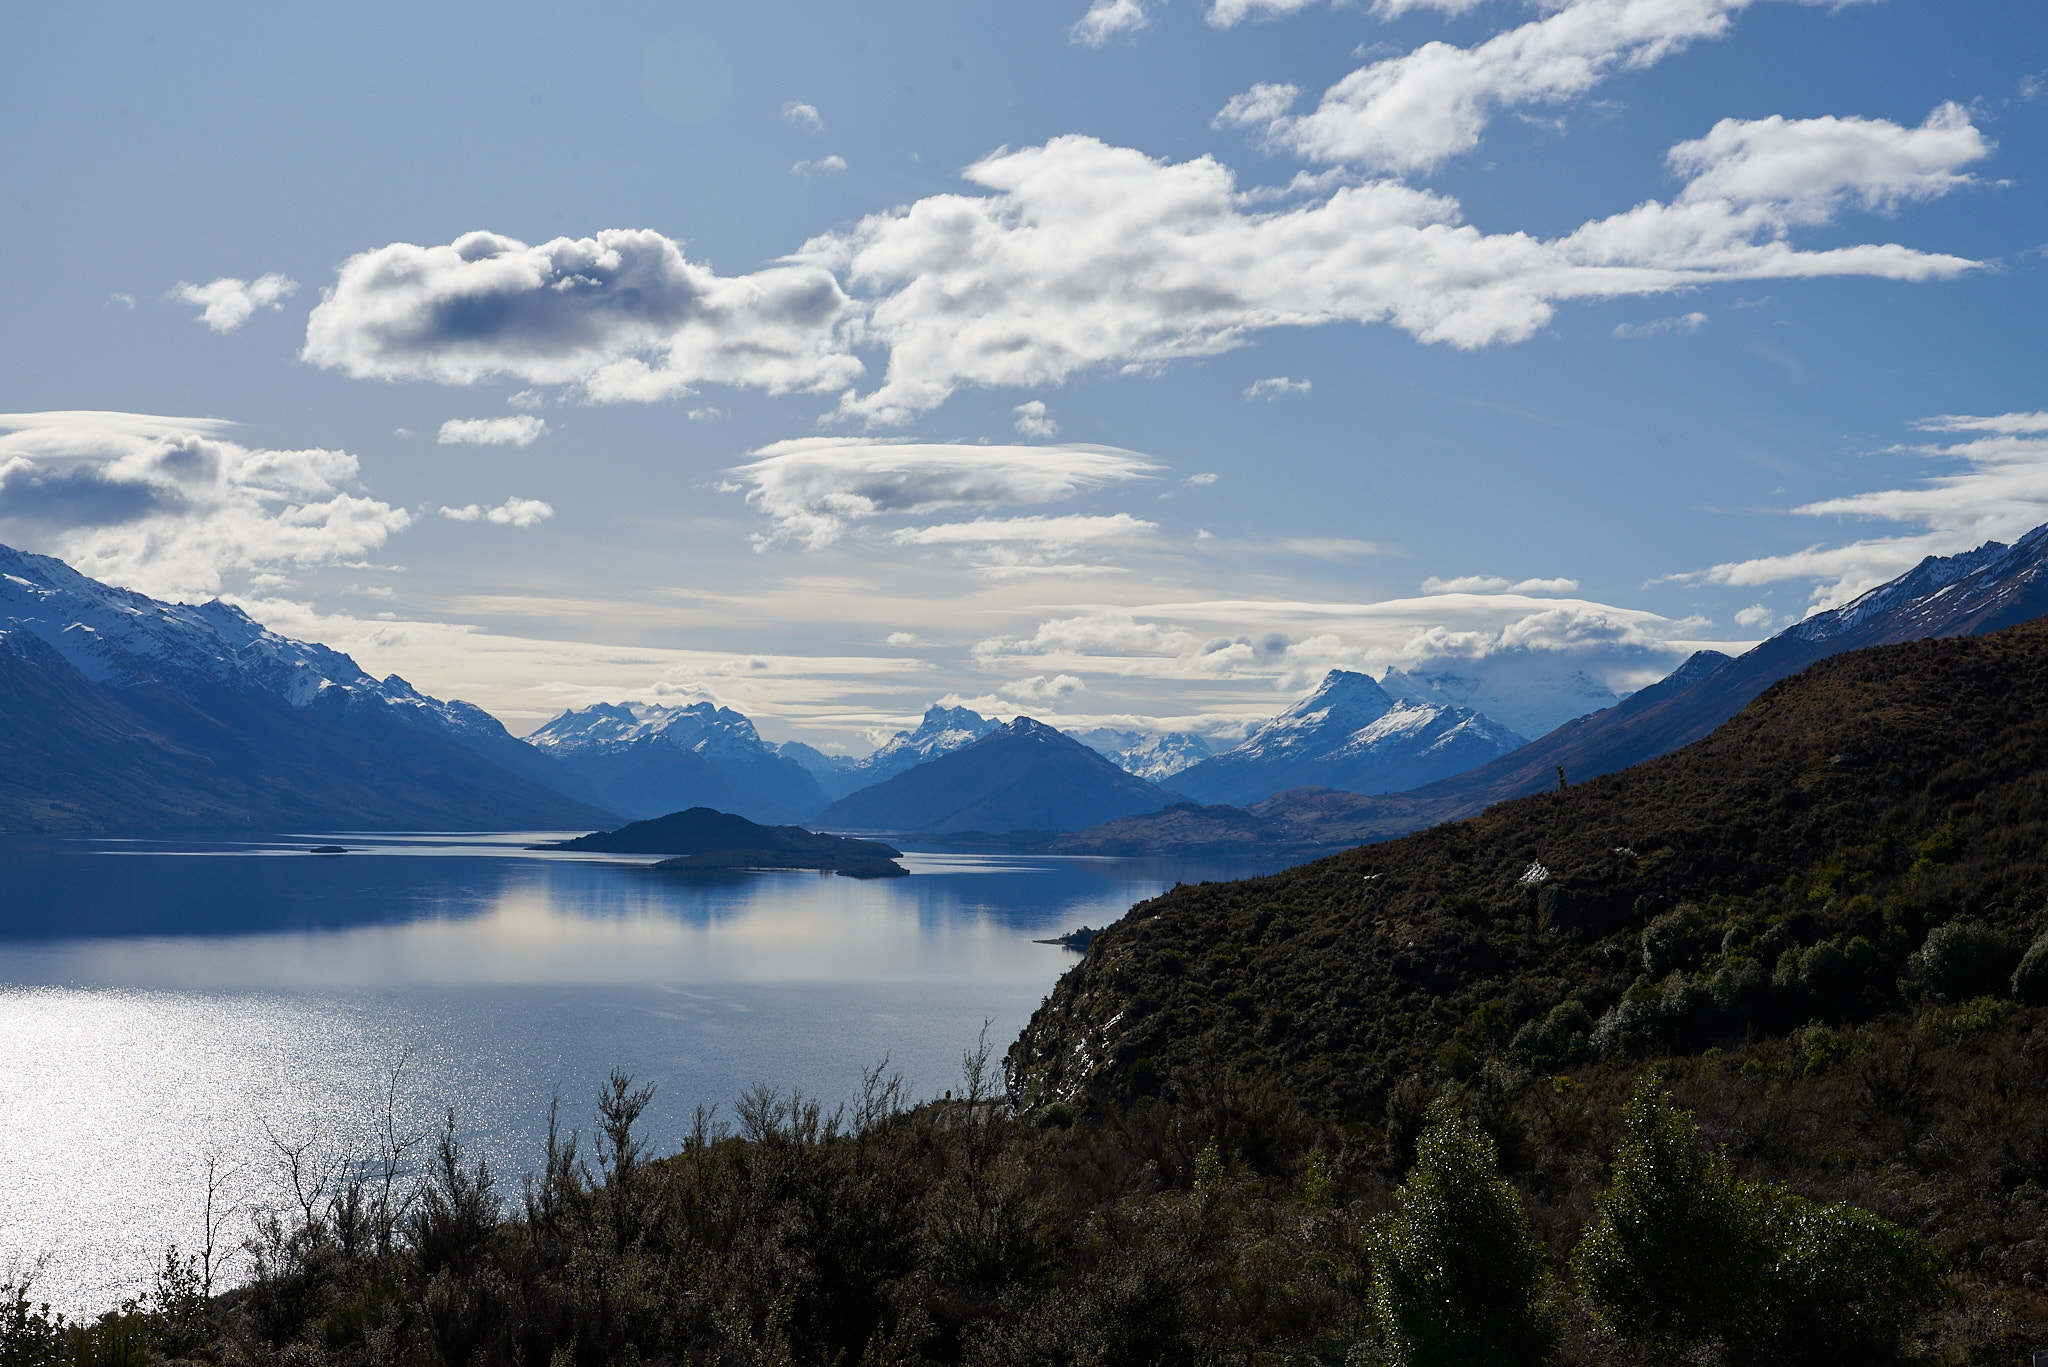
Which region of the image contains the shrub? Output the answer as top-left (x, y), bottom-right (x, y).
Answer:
top-left (2012, 930), bottom-right (2048, 1004)
top-left (1909, 917), bottom-right (2011, 1003)
top-left (1370, 1104), bottom-right (1556, 1367)
top-left (1731, 1188), bottom-right (1945, 1367)
top-left (1642, 905), bottom-right (1713, 978)
top-left (1573, 1076), bottom-right (1764, 1354)
top-left (1507, 1000), bottom-right (1592, 1071)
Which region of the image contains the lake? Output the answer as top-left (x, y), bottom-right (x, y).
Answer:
top-left (0, 832), bottom-right (1286, 1315)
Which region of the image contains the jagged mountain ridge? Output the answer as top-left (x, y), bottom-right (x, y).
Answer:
top-left (525, 699), bottom-right (827, 824)
top-left (815, 717), bottom-right (1185, 834)
top-left (1169, 669), bottom-right (1527, 807)
top-left (1078, 527), bottom-right (2048, 852)
top-left (842, 705), bottom-right (1001, 791)
top-left (1063, 727), bottom-right (1217, 782)
top-left (0, 543), bottom-right (612, 832)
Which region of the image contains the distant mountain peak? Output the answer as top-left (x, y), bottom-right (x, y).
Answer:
top-left (1170, 667), bottom-right (1525, 807)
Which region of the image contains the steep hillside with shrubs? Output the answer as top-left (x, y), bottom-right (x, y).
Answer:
top-left (1009, 617), bottom-right (2048, 1115)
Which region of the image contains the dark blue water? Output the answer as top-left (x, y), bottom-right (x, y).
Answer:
top-left (0, 832), bottom-right (1286, 1313)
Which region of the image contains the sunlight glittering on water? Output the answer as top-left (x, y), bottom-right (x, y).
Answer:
top-left (0, 835), bottom-right (1284, 1315)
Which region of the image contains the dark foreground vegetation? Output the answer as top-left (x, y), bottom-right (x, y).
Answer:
top-left (9, 1007), bottom-right (2047, 1366)
top-left (16, 620), bottom-right (2048, 1364)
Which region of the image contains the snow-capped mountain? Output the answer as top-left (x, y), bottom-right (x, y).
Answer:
top-left (1170, 669), bottom-right (1527, 806)
top-left (1184, 523), bottom-right (2048, 846)
top-left (1065, 727), bottom-right (1217, 782)
top-left (0, 542), bottom-right (568, 777)
top-left (1378, 664), bottom-right (1619, 741)
top-left (528, 700), bottom-right (775, 764)
top-left (843, 705), bottom-right (1001, 788)
top-left (525, 699), bottom-right (828, 823)
top-left (0, 541), bottom-right (609, 832)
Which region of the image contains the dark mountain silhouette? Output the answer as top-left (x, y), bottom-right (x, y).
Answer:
top-left (540, 806), bottom-right (904, 876)
top-left (815, 717), bottom-right (1184, 834)
top-left (1058, 526), bottom-right (2048, 852)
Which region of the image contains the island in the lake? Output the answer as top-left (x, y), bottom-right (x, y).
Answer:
top-left (535, 806), bottom-right (909, 878)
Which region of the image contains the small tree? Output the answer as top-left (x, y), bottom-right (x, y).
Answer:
top-left (1370, 1103), bottom-right (1556, 1367)
top-left (1572, 1074), bottom-right (1765, 1354)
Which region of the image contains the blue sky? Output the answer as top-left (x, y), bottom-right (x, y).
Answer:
top-left (1, 0), bottom-right (2042, 750)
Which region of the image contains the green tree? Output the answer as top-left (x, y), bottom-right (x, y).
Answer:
top-left (1370, 1104), bottom-right (1556, 1367)
top-left (1572, 1075), bottom-right (1764, 1354)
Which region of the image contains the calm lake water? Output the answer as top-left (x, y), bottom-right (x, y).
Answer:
top-left (0, 832), bottom-right (1285, 1314)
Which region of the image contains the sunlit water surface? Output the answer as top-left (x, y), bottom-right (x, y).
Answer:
top-left (0, 832), bottom-right (1283, 1314)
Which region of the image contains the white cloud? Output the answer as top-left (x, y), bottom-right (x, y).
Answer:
top-left (436, 415), bottom-right (549, 447)
top-left (1221, 0), bottom-right (1878, 174)
top-left (1421, 574), bottom-right (1580, 594)
top-left (107, 292), bottom-right (134, 309)
top-left (302, 229), bottom-right (860, 402)
top-left (1371, 0), bottom-right (1491, 15)
top-left (792, 155), bottom-right (847, 177)
top-left (727, 438), bottom-right (1159, 549)
top-left (1185, 472), bottom-right (1219, 486)
top-left (1682, 412), bottom-right (2048, 608)
top-left (1245, 376), bottom-right (1312, 400)
top-left (783, 101), bottom-right (823, 132)
top-left (1669, 103), bottom-right (1990, 222)
top-left (174, 274), bottom-right (298, 333)
top-left (1014, 399), bottom-right (1059, 437)
top-left (890, 512), bottom-right (1155, 547)
top-left (507, 389), bottom-right (545, 410)
top-left (1003, 672), bottom-right (1088, 703)
top-left (0, 413), bottom-right (409, 600)
top-left (437, 497), bottom-right (555, 528)
top-left (308, 101), bottom-right (1982, 426)
top-left (1613, 311), bottom-right (1707, 338)
top-left (1734, 603), bottom-right (1774, 628)
top-left (1072, 0), bottom-right (1157, 46)
top-left (809, 127), bottom-right (1977, 422)
top-left (885, 631), bottom-right (924, 646)
top-left (1209, 0), bottom-right (1325, 24)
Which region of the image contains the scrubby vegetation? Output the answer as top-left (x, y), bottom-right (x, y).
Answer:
top-left (16, 621), bottom-right (2048, 1363)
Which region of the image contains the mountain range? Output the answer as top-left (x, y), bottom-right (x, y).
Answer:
top-left (0, 543), bottom-right (611, 833)
top-left (1168, 670), bottom-right (1528, 806)
top-left (525, 700), bottom-right (828, 824)
top-left (1062, 527), bottom-right (2048, 852)
top-left (815, 717), bottom-right (1186, 834)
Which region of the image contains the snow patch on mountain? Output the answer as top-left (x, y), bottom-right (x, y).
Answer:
top-left (526, 700), bottom-right (774, 763)
top-left (846, 705), bottom-right (1001, 786)
top-left (1065, 728), bottom-right (1216, 782)
top-left (0, 541), bottom-right (509, 746)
